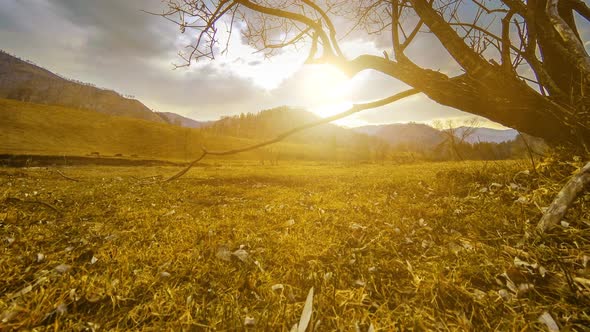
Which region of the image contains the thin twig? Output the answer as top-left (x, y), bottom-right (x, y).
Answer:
top-left (4, 197), bottom-right (61, 215)
top-left (517, 131), bottom-right (537, 173)
top-left (165, 88), bottom-right (419, 181)
top-left (166, 151), bottom-right (208, 182)
top-left (55, 169), bottom-right (82, 182)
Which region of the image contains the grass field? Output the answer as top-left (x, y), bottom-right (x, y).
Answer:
top-left (1, 160), bottom-right (589, 330)
top-left (0, 98), bottom-right (361, 163)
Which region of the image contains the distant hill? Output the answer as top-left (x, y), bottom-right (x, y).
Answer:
top-left (0, 98), bottom-right (538, 162)
top-left (205, 106), bottom-right (371, 143)
top-left (157, 112), bottom-right (212, 128)
top-left (455, 126), bottom-right (518, 143)
top-left (201, 107), bottom-right (388, 159)
top-left (354, 123), bottom-right (445, 148)
top-left (0, 98), bottom-right (366, 161)
top-left (0, 50), bottom-right (164, 123)
top-left (354, 123), bottom-right (519, 148)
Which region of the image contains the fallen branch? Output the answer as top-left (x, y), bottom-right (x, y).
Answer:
top-left (537, 161), bottom-right (590, 233)
top-left (165, 88), bottom-right (419, 181)
top-left (55, 169), bottom-right (82, 182)
top-left (166, 152), bottom-right (208, 182)
top-left (4, 197), bottom-right (61, 215)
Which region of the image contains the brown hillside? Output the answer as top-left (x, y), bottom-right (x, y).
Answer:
top-left (0, 50), bottom-right (164, 123)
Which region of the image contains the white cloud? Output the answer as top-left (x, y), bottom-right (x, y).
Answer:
top-left (0, 0), bottom-right (538, 129)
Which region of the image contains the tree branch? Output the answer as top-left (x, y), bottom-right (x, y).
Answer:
top-left (472, 0), bottom-right (510, 14)
top-left (410, 0), bottom-right (496, 76)
top-left (448, 21), bottom-right (564, 96)
top-left (390, 0), bottom-right (404, 60)
top-left (165, 88), bottom-right (419, 181)
top-left (149, 0), bottom-right (237, 64)
top-left (400, 19), bottom-right (424, 51)
top-left (568, 0), bottom-right (590, 21)
top-left (301, 0), bottom-right (344, 57)
top-left (537, 161), bottom-right (590, 233)
top-left (55, 169), bottom-right (82, 182)
top-left (502, 0), bottom-right (527, 15)
top-left (263, 26), bottom-right (312, 49)
top-left (235, 0), bottom-right (336, 59)
top-left (545, 0), bottom-right (590, 75)
top-left (502, 10), bottom-right (516, 72)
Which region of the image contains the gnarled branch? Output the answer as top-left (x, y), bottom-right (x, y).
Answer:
top-left (545, 0), bottom-right (590, 75)
top-left (410, 0), bottom-right (496, 76)
top-left (568, 0), bottom-right (590, 21)
top-left (537, 161), bottom-right (590, 233)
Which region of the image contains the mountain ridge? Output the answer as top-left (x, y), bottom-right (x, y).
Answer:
top-left (455, 126), bottom-right (518, 143)
top-left (353, 123), bottom-right (445, 148)
top-left (354, 123), bottom-right (518, 147)
top-left (0, 50), bottom-right (521, 152)
top-left (157, 111), bottom-right (213, 128)
top-left (0, 50), bottom-right (164, 123)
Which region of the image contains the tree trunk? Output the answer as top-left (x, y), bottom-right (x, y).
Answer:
top-left (535, 0), bottom-right (589, 100)
top-left (343, 55), bottom-right (590, 147)
top-left (423, 73), bottom-right (590, 148)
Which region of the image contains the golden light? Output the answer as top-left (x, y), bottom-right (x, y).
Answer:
top-left (310, 102), bottom-right (352, 118)
top-left (300, 64), bottom-right (352, 117)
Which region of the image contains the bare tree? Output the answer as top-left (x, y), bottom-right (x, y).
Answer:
top-left (433, 118), bottom-right (481, 160)
top-left (155, 0), bottom-right (590, 231)
top-left (155, 0), bottom-right (589, 149)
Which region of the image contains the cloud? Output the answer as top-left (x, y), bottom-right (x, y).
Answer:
top-left (0, 0), bottom-right (272, 120)
top-left (1, 0), bottom-right (555, 128)
top-left (47, 0), bottom-right (175, 59)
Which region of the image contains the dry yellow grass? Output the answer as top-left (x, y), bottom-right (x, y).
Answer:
top-left (0, 160), bottom-right (589, 330)
top-left (0, 98), bottom-right (341, 162)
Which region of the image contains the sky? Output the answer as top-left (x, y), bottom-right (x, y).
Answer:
top-left (1, 0), bottom-right (587, 128)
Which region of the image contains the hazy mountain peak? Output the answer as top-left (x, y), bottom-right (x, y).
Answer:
top-left (354, 122), bottom-right (519, 147)
top-left (455, 126), bottom-right (518, 143)
top-left (157, 112), bottom-right (212, 128)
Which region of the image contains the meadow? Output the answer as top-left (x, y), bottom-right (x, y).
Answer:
top-left (1, 160), bottom-right (589, 330)
top-left (0, 98), bottom-right (367, 163)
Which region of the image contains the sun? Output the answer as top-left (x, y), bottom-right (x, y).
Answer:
top-left (301, 64), bottom-right (352, 117)
top-left (302, 64), bottom-right (347, 96)
top-left (310, 102), bottom-right (353, 118)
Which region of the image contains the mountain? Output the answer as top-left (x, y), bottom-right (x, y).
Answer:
top-left (0, 98), bottom-right (370, 161)
top-left (354, 123), bottom-right (519, 148)
top-left (0, 50), bottom-right (164, 123)
top-left (0, 98), bottom-right (306, 160)
top-left (354, 123), bottom-right (445, 148)
top-left (204, 106), bottom-right (377, 144)
top-left (455, 126), bottom-right (518, 143)
top-left (157, 112), bottom-right (212, 128)
top-left (200, 106), bottom-right (389, 160)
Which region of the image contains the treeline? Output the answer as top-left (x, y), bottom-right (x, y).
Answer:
top-left (201, 106), bottom-right (380, 147)
top-left (202, 106), bottom-right (319, 140)
top-left (432, 135), bottom-right (546, 161)
top-left (198, 107), bottom-right (387, 161)
top-left (386, 134), bottom-right (547, 163)
top-left (198, 107), bottom-right (546, 163)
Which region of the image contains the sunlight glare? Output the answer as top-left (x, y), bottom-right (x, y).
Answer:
top-left (299, 64), bottom-right (355, 119)
top-left (310, 102), bottom-right (352, 118)
top-left (304, 65), bottom-right (348, 101)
